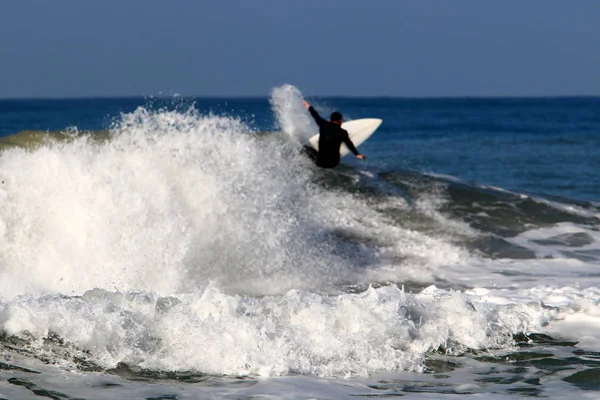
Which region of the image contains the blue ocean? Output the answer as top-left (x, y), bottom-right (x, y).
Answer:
top-left (1, 85), bottom-right (600, 399)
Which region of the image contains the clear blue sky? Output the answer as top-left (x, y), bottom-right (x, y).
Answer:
top-left (1, 0), bottom-right (599, 98)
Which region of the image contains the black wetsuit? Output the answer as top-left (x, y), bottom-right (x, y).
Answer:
top-left (304, 106), bottom-right (359, 168)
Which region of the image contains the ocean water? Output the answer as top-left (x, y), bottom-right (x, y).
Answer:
top-left (1, 85), bottom-right (600, 399)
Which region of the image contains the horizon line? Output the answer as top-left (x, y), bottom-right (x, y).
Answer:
top-left (1, 94), bottom-right (600, 101)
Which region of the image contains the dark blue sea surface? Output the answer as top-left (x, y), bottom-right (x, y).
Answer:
top-left (2, 97), bottom-right (598, 202)
top-left (2, 94), bottom-right (600, 398)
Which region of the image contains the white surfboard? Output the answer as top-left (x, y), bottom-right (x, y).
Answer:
top-left (308, 118), bottom-right (382, 157)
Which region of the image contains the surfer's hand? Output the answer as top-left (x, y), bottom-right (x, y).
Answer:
top-left (302, 100), bottom-right (310, 109)
top-left (356, 154), bottom-right (366, 160)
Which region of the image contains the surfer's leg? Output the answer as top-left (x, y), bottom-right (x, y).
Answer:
top-left (302, 146), bottom-right (320, 166)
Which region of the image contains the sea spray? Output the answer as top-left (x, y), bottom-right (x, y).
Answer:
top-left (270, 84), bottom-right (315, 142)
top-left (0, 106), bottom-right (353, 298)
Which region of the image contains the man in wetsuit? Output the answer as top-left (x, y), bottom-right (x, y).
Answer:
top-left (302, 100), bottom-right (366, 168)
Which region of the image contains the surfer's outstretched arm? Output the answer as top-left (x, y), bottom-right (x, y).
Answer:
top-left (342, 133), bottom-right (366, 160)
top-left (342, 134), bottom-right (359, 156)
top-left (303, 101), bottom-right (327, 128)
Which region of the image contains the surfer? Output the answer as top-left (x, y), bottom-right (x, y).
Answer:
top-left (302, 101), bottom-right (366, 168)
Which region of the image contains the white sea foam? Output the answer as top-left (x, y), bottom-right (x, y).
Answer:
top-left (0, 88), bottom-right (473, 299)
top-left (0, 93), bottom-right (474, 376)
top-left (2, 282), bottom-right (598, 379)
top-left (0, 107), bottom-right (351, 298)
top-left (0, 284), bottom-right (543, 376)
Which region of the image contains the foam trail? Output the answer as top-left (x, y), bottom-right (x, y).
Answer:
top-left (270, 84), bottom-right (315, 142)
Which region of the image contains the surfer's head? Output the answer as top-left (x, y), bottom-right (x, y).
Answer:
top-left (330, 111), bottom-right (343, 124)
